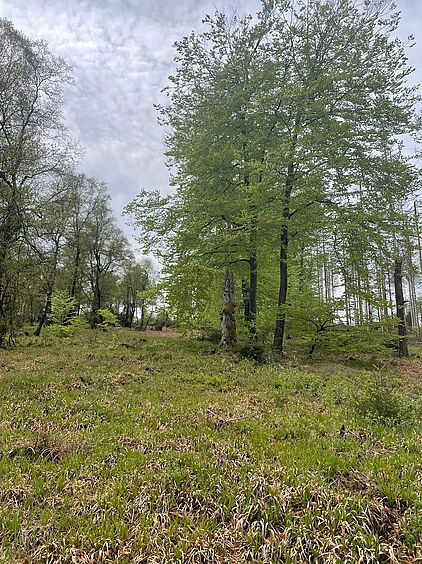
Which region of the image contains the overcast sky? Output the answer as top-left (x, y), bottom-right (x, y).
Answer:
top-left (0, 0), bottom-right (421, 240)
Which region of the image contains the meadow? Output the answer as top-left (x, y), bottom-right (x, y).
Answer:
top-left (0, 328), bottom-right (421, 563)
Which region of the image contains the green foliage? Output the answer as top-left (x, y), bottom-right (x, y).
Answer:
top-left (0, 329), bottom-right (420, 561)
top-left (50, 293), bottom-right (77, 326)
top-left (283, 289), bottom-right (400, 357)
top-left (239, 343), bottom-right (266, 363)
top-left (354, 369), bottom-right (417, 425)
top-left (284, 291), bottom-right (341, 354)
top-left (137, 284), bottom-right (164, 312)
top-left (125, 0), bottom-right (421, 358)
top-left (320, 324), bottom-right (399, 356)
top-left (96, 309), bottom-right (120, 327)
top-left (47, 293), bottom-right (88, 339)
top-left (196, 325), bottom-right (221, 344)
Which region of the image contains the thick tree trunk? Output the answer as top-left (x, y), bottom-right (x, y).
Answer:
top-left (273, 224), bottom-right (289, 360)
top-left (246, 180), bottom-right (258, 339)
top-left (249, 251), bottom-right (257, 341)
top-left (70, 241), bottom-right (80, 298)
top-left (298, 244), bottom-right (305, 293)
top-left (405, 239), bottom-right (419, 338)
top-left (70, 239), bottom-right (81, 313)
top-left (394, 258), bottom-right (409, 357)
top-left (34, 239), bottom-right (60, 337)
top-left (220, 270), bottom-right (237, 348)
top-left (273, 162), bottom-right (294, 360)
top-left (34, 282), bottom-right (53, 337)
top-left (242, 279), bottom-right (250, 323)
top-left (139, 304), bottom-right (146, 330)
top-left (90, 268), bottom-right (102, 328)
top-left (0, 197), bottom-right (20, 346)
top-left (128, 303), bottom-right (135, 328)
top-left (240, 120), bottom-right (259, 341)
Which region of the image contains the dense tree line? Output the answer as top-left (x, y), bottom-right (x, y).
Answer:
top-left (127, 0), bottom-right (422, 358)
top-left (0, 19), bottom-right (155, 344)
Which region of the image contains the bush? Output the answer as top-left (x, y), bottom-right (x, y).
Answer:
top-left (354, 369), bottom-right (414, 425)
top-left (197, 325), bottom-right (221, 344)
top-left (239, 343), bottom-right (266, 363)
top-left (50, 293), bottom-right (77, 325)
top-left (48, 293), bottom-right (87, 338)
top-left (97, 309), bottom-right (119, 328)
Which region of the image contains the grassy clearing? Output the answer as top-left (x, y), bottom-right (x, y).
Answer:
top-left (0, 328), bottom-right (421, 563)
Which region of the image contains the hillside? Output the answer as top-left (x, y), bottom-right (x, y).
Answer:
top-left (0, 329), bottom-right (420, 562)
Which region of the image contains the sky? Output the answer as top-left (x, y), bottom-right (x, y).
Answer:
top-left (0, 0), bottom-right (421, 240)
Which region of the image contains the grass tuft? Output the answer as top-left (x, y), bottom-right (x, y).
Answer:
top-left (0, 328), bottom-right (420, 562)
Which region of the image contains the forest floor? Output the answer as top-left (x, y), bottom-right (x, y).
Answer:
top-left (0, 328), bottom-right (421, 563)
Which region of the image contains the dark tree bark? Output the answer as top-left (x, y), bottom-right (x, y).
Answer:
top-left (249, 215), bottom-right (258, 341)
top-left (273, 162), bottom-right (294, 361)
top-left (70, 236), bottom-right (82, 313)
top-left (394, 258), bottom-right (409, 357)
top-left (240, 116), bottom-right (259, 341)
top-left (0, 194), bottom-right (21, 346)
top-left (90, 250), bottom-right (102, 328)
top-left (242, 279), bottom-right (250, 323)
top-left (220, 270), bottom-right (237, 348)
top-left (34, 282), bottom-right (53, 337)
top-left (139, 303), bottom-right (146, 330)
top-left (34, 237), bottom-right (61, 337)
top-left (273, 224), bottom-right (289, 361)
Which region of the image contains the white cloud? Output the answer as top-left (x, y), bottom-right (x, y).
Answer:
top-left (0, 0), bottom-right (420, 242)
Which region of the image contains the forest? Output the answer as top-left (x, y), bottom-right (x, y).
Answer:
top-left (0, 0), bottom-right (421, 562)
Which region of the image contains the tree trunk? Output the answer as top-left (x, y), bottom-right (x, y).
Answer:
top-left (139, 303), bottom-right (146, 330)
top-left (241, 118), bottom-right (258, 341)
top-left (242, 279), bottom-right (250, 323)
top-left (70, 238), bottom-right (81, 313)
top-left (220, 270), bottom-right (237, 348)
top-left (405, 238), bottom-right (419, 338)
top-left (0, 195), bottom-right (20, 346)
top-left (34, 238), bottom-right (60, 337)
top-left (90, 266), bottom-right (101, 328)
top-left (273, 162), bottom-right (294, 360)
top-left (70, 240), bottom-right (80, 298)
top-left (394, 258), bottom-right (409, 357)
top-left (249, 251), bottom-right (257, 341)
top-left (34, 282), bottom-right (53, 337)
top-left (273, 224), bottom-right (289, 360)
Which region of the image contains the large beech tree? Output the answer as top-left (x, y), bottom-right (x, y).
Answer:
top-left (128, 0), bottom-right (421, 357)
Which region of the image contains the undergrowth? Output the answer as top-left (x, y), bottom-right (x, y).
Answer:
top-left (0, 328), bottom-right (420, 562)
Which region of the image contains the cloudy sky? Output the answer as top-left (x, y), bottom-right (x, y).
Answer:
top-left (0, 0), bottom-right (421, 239)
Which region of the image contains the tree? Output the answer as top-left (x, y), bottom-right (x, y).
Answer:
top-left (119, 260), bottom-right (152, 328)
top-left (86, 195), bottom-right (130, 327)
top-left (33, 181), bottom-right (74, 336)
top-left (127, 0), bottom-right (420, 361)
top-left (0, 18), bottom-right (76, 344)
top-left (261, 0), bottom-right (420, 359)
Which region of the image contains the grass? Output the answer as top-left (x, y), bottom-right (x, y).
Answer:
top-left (0, 327), bottom-right (421, 563)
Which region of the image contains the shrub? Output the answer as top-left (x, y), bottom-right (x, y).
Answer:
top-left (197, 325), bottom-right (221, 344)
top-left (239, 343), bottom-right (266, 363)
top-left (50, 293), bottom-right (77, 325)
top-left (354, 369), bottom-right (414, 425)
top-left (96, 309), bottom-right (120, 328)
top-left (48, 293), bottom-right (87, 338)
